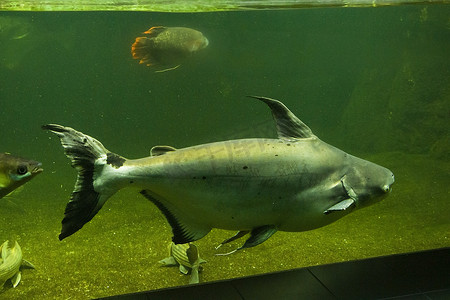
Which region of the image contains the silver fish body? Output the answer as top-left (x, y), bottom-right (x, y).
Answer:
top-left (0, 241), bottom-right (35, 289)
top-left (123, 138), bottom-right (387, 232)
top-left (43, 96), bottom-right (394, 251)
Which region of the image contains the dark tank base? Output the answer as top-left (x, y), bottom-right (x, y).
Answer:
top-left (99, 247), bottom-right (449, 300)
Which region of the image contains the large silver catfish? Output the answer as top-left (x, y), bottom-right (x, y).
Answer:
top-left (43, 96), bottom-right (394, 251)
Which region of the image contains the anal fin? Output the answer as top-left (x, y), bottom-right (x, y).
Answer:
top-left (140, 190), bottom-right (211, 244)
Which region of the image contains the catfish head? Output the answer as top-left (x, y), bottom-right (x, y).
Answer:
top-left (341, 157), bottom-right (395, 210)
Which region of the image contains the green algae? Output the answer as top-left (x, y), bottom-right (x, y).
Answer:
top-left (0, 0), bottom-right (443, 12)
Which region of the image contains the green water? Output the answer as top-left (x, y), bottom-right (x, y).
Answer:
top-left (0, 5), bottom-right (449, 299)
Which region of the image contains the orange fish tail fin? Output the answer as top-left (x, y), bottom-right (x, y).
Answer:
top-left (131, 37), bottom-right (154, 66)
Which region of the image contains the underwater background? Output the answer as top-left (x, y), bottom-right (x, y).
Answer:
top-left (0, 5), bottom-right (449, 299)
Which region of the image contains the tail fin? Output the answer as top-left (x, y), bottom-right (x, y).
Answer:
top-left (42, 124), bottom-right (122, 240)
top-left (131, 37), bottom-right (155, 66)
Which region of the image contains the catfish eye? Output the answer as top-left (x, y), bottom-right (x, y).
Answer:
top-left (17, 165), bottom-right (28, 175)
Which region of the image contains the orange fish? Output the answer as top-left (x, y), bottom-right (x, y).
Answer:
top-left (131, 26), bottom-right (209, 72)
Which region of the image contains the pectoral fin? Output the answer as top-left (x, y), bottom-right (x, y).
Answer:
top-left (341, 174), bottom-right (358, 200)
top-left (22, 259), bottom-right (35, 269)
top-left (324, 199), bottom-right (355, 215)
top-left (159, 256), bottom-right (177, 266)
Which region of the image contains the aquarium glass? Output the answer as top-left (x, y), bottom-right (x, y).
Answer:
top-left (0, 4), bottom-right (449, 299)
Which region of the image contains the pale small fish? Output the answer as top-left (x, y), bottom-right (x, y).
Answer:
top-left (43, 96), bottom-right (394, 254)
top-left (0, 153), bottom-right (43, 199)
top-left (0, 241), bottom-right (35, 289)
top-left (159, 242), bottom-right (206, 284)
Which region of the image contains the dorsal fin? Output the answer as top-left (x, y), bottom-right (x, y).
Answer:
top-left (248, 96), bottom-right (314, 140)
top-left (143, 26), bottom-right (167, 37)
top-left (150, 145), bottom-right (177, 156)
top-left (1, 240), bottom-right (9, 258)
